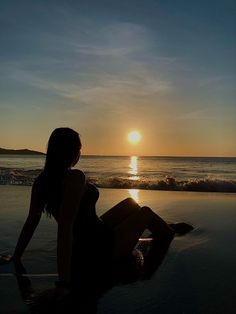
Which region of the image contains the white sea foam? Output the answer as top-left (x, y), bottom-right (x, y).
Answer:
top-left (0, 167), bottom-right (235, 192)
top-left (0, 155), bottom-right (236, 192)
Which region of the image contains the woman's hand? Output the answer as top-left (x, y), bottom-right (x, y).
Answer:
top-left (0, 254), bottom-right (13, 265)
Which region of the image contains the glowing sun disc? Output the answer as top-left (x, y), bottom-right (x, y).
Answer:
top-left (128, 131), bottom-right (141, 144)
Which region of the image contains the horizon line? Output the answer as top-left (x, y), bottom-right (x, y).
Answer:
top-left (82, 154), bottom-right (236, 158)
top-left (1, 146), bottom-right (235, 158)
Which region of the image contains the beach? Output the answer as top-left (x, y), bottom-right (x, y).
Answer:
top-left (0, 185), bottom-right (236, 313)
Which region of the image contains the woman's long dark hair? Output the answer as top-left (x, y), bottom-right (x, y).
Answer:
top-left (39, 127), bottom-right (81, 216)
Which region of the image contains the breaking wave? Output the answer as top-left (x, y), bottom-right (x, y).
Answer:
top-left (0, 167), bottom-right (236, 193)
top-left (88, 176), bottom-right (236, 192)
top-left (0, 168), bottom-right (41, 186)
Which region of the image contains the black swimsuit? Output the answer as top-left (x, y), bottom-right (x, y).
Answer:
top-left (71, 183), bottom-right (114, 289)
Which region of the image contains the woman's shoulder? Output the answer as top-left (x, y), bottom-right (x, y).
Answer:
top-left (66, 169), bottom-right (85, 178)
top-left (64, 169), bottom-right (86, 186)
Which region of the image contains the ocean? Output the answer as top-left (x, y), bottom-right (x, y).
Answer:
top-left (0, 156), bottom-right (236, 313)
top-left (0, 155), bottom-right (236, 192)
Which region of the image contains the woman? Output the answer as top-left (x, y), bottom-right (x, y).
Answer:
top-left (13, 127), bottom-right (192, 295)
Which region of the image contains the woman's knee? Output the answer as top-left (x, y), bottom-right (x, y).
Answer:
top-left (140, 206), bottom-right (155, 222)
top-left (122, 197), bottom-right (140, 208)
top-left (117, 197), bottom-right (141, 216)
top-left (140, 206), bottom-right (151, 214)
top-left (121, 197), bottom-right (140, 208)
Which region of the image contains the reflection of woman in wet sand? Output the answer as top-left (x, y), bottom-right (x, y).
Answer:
top-left (13, 128), bottom-right (193, 296)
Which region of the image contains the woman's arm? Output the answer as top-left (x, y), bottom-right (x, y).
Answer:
top-left (13, 179), bottom-right (43, 260)
top-left (57, 170), bottom-right (86, 283)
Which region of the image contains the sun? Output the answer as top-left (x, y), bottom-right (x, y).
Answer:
top-left (128, 131), bottom-right (141, 145)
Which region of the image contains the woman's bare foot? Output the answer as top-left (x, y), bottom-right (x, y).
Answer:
top-left (169, 223), bottom-right (194, 235)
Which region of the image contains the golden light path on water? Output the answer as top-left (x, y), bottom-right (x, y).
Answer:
top-left (128, 156), bottom-right (140, 202)
top-left (128, 156), bottom-right (139, 178)
top-left (128, 189), bottom-right (139, 203)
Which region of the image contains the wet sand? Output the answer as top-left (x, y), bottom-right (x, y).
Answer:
top-left (0, 186), bottom-right (236, 313)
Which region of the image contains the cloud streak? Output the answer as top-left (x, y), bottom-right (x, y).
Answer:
top-left (0, 0), bottom-right (235, 156)
top-left (2, 21), bottom-right (175, 110)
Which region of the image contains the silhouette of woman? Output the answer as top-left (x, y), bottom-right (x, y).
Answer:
top-left (13, 127), bottom-right (193, 299)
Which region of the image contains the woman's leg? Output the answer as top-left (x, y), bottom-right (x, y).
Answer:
top-left (100, 198), bottom-right (141, 228)
top-left (112, 206), bottom-right (175, 260)
top-left (101, 198), bottom-right (193, 259)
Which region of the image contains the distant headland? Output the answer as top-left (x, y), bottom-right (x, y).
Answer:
top-left (0, 147), bottom-right (45, 155)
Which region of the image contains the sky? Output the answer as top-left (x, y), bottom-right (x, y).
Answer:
top-left (0, 0), bottom-right (235, 156)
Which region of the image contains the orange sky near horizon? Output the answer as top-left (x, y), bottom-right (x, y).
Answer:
top-left (0, 1), bottom-right (235, 157)
top-left (1, 125), bottom-right (235, 157)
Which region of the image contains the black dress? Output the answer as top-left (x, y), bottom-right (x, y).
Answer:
top-left (71, 183), bottom-right (114, 292)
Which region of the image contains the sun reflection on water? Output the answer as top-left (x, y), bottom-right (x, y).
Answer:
top-left (128, 156), bottom-right (139, 180)
top-left (128, 189), bottom-right (140, 203)
top-left (128, 156), bottom-right (140, 202)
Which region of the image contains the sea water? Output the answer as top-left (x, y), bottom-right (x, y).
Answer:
top-left (0, 156), bottom-right (236, 312)
top-left (0, 155), bottom-right (236, 192)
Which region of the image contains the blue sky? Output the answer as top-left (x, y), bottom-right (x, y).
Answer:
top-left (0, 0), bottom-right (235, 156)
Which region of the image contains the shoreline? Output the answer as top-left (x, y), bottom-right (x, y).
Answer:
top-left (1, 183), bottom-right (236, 194)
